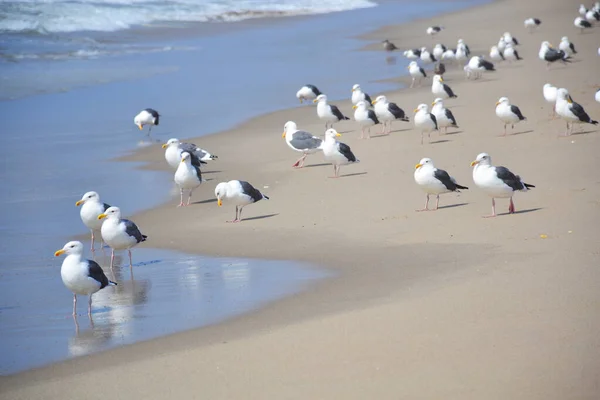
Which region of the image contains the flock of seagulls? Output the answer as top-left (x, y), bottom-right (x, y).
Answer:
top-left (54, 2), bottom-right (599, 317)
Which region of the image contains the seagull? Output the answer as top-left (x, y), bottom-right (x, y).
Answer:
top-left (403, 48), bottom-right (422, 59)
top-left (466, 56), bottom-right (495, 79)
top-left (353, 100), bottom-right (380, 139)
top-left (457, 39), bottom-right (471, 56)
top-left (76, 191), bottom-right (110, 251)
top-left (490, 45), bottom-right (505, 62)
top-left (524, 18), bottom-right (542, 32)
top-left (414, 158), bottom-right (468, 211)
top-left (559, 36), bottom-right (577, 56)
top-left (98, 206), bottom-right (147, 269)
top-left (574, 17), bottom-right (592, 33)
top-left (497, 37), bottom-right (507, 53)
top-left (134, 108), bottom-right (159, 136)
top-left (539, 41), bottom-right (570, 68)
top-left (413, 104), bottom-right (438, 145)
top-left (471, 153), bottom-right (534, 218)
top-left (503, 32), bottom-right (519, 45)
top-left (214, 180), bottom-right (269, 223)
top-left (314, 94), bottom-right (349, 129)
top-left (174, 152), bottom-right (203, 207)
top-left (432, 75), bottom-right (457, 99)
top-left (55, 241), bottom-right (117, 316)
top-left (455, 44), bottom-right (468, 64)
top-left (495, 97), bottom-right (526, 136)
top-left (431, 98), bottom-right (458, 134)
top-left (434, 62), bottom-right (446, 76)
top-left (420, 47), bottom-right (437, 64)
top-left (543, 83), bottom-right (558, 116)
top-left (296, 85), bottom-right (322, 103)
top-left (426, 26), bottom-right (443, 37)
top-left (382, 39), bottom-right (398, 52)
top-left (555, 88), bottom-right (598, 135)
top-left (372, 95), bottom-right (410, 135)
top-left (503, 43), bottom-right (522, 61)
top-left (351, 84), bottom-right (373, 106)
top-left (432, 43), bottom-right (447, 60)
top-left (441, 48), bottom-right (456, 62)
top-left (321, 129), bottom-right (359, 178)
top-left (408, 61), bottom-right (427, 88)
top-left (162, 138), bottom-right (217, 170)
top-left (282, 121), bottom-right (323, 168)
top-left (586, 9), bottom-right (600, 23)
top-left (579, 4), bottom-right (588, 16)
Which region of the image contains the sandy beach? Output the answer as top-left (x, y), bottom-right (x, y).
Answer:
top-left (3, 0), bottom-right (600, 397)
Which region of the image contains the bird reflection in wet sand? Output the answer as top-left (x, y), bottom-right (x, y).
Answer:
top-left (385, 56), bottom-right (397, 65)
top-left (70, 314), bottom-right (114, 357)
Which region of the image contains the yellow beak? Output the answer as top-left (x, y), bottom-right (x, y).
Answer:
top-left (470, 160), bottom-right (479, 167)
top-left (567, 96), bottom-right (573, 104)
top-left (181, 158), bottom-right (185, 163)
top-left (282, 132), bottom-right (286, 138)
top-left (218, 199), bottom-right (222, 207)
top-left (352, 105), bottom-right (358, 109)
top-left (162, 143), bottom-right (168, 149)
top-left (415, 163), bottom-right (423, 169)
top-left (372, 100), bottom-right (377, 105)
top-left (439, 77), bottom-right (444, 82)
top-left (97, 213), bottom-right (107, 220)
top-left (495, 101), bottom-right (500, 106)
top-left (75, 200), bottom-right (83, 206)
top-left (299, 99), bottom-right (303, 103)
top-left (431, 101), bottom-right (435, 106)
top-left (413, 108), bottom-right (419, 113)
top-left (336, 133), bottom-right (342, 137)
top-left (352, 88), bottom-right (356, 92)
top-left (137, 124), bottom-right (143, 130)
top-left (313, 99), bottom-right (318, 103)
top-left (54, 249), bottom-right (65, 257)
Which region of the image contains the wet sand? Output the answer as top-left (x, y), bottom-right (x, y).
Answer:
top-left (3, 0), bottom-right (600, 397)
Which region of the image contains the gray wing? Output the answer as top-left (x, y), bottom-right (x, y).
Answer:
top-left (86, 259), bottom-right (110, 289)
top-left (433, 169), bottom-right (458, 191)
top-left (494, 166), bottom-right (525, 191)
top-left (239, 181), bottom-right (264, 203)
top-left (180, 142), bottom-right (199, 153)
top-left (123, 219), bottom-right (147, 243)
top-left (290, 131), bottom-right (322, 150)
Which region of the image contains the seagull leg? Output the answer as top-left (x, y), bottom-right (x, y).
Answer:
top-left (336, 165), bottom-right (341, 178)
top-left (187, 189), bottom-right (193, 206)
top-left (435, 195), bottom-right (440, 210)
top-left (178, 188), bottom-right (185, 207)
top-left (293, 154), bottom-right (307, 168)
top-left (72, 294), bottom-right (77, 316)
top-left (110, 249), bottom-right (115, 269)
top-left (90, 230), bottom-right (95, 252)
top-left (128, 249), bottom-right (133, 268)
top-left (410, 77), bottom-right (415, 88)
top-left (503, 124), bottom-right (507, 136)
top-left (366, 127), bottom-right (371, 139)
top-left (227, 206), bottom-right (239, 223)
top-left (237, 207), bottom-right (244, 222)
top-left (509, 197), bottom-right (516, 214)
top-left (416, 194), bottom-right (430, 212)
top-left (483, 198), bottom-right (497, 218)
top-left (421, 131), bottom-right (424, 145)
top-left (88, 295), bottom-right (93, 316)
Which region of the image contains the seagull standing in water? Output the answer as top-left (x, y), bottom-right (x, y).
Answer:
top-left (174, 152), bottom-right (203, 207)
top-left (296, 85), bottom-right (322, 103)
top-left (471, 153), bottom-right (534, 218)
top-left (98, 207), bottom-right (147, 269)
top-left (408, 61), bottom-right (427, 88)
top-left (76, 191), bottom-right (110, 251)
top-left (134, 108), bottom-right (160, 136)
top-left (55, 241), bottom-right (116, 316)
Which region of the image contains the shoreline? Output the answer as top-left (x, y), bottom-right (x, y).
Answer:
top-left (3, 0), bottom-right (600, 396)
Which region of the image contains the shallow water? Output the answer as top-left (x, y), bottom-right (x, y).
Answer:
top-left (0, 247), bottom-right (329, 374)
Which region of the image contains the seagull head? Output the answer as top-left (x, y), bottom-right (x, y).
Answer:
top-left (372, 95), bottom-right (387, 105)
top-left (541, 41), bottom-right (551, 49)
top-left (55, 241), bottom-right (84, 257)
top-left (496, 97), bottom-right (509, 107)
top-left (414, 103), bottom-right (429, 113)
top-left (352, 84), bottom-right (361, 92)
top-left (415, 157), bottom-right (434, 170)
top-left (420, 47), bottom-right (427, 52)
top-left (471, 153), bottom-right (491, 167)
top-left (133, 114), bottom-right (144, 130)
top-left (282, 121), bottom-right (297, 138)
top-left (76, 191), bottom-right (100, 207)
top-left (561, 36), bottom-right (568, 42)
top-left (556, 88), bottom-right (570, 102)
top-left (431, 98), bottom-right (444, 107)
top-left (98, 206), bottom-right (121, 221)
top-left (313, 94), bottom-right (327, 104)
top-left (433, 74), bottom-right (443, 83)
top-left (214, 182), bottom-right (228, 207)
top-left (353, 100), bottom-right (368, 110)
top-left (180, 152), bottom-right (192, 165)
top-left (162, 138), bottom-right (180, 149)
top-left (325, 128), bottom-right (341, 140)
top-left (407, 61), bottom-right (418, 69)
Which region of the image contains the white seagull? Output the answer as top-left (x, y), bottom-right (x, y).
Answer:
top-left (162, 138), bottom-right (217, 170)
top-left (314, 94), bottom-right (350, 129)
top-left (351, 84), bottom-right (373, 106)
top-left (353, 100), bottom-right (380, 139)
top-left (408, 61), bottom-right (427, 88)
top-left (495, 97), bottom-right (526, 136)
top-left (466, 56), bottom-right (495, 80)
top-left (296, 84), bottom-right (322, 103)
top-left (539, 41), bottom-right (571, 68)
top-left (414, 158), bottom-right (468, 211)
top-left (489, 45), bottom-right (505, 62)
top-left (55, 241), bottom-right (116, 316)
top-left (420, 47), bottom-right (437, 64)
top-left (426, 26), bottom-right (443, 37)
top-left (586, 9), bottom-right (600, 23)
top-left (215, 180), bottom-right (269, 223)
top-left (431, 98), bottom-right (458, 134)
top-left (441, 48), bottom-right (456, 62)
top-left (321, 129), bottom-right (359, 178)
top-left (76, 191), bottom-right (110, 251)
top-left (543, 83), bottom-right (558, 116)
top-left (174, 152), bottom-right (203, 207)
top-left (574, 17), bottom-right (592, 33)
top-left (579, 4), bottom-right (587, 16)
top-left (282, 121), bottom-right (323, 168)
top-left (98, 206), bottom-right (147, 269)
top-left (403, 48), bottom-right (421, 59)
top-left (471, 153), bottom-right (534, 218)
top-left (497, 37), bottom-right (507, 53)
top-left (503, 43), bottom-right (522, 62)
top-left (432, 74), bottom-right (457, 99)
top-left (559, 37), bottom-right (577, 56)
top-left (413, 104), bottom-right (438, 145)
top-left (554, 88), bottom-right (598, 135)
top-left (524, 18), bottom-right (542, 32)
top-left (432, 44), bottom-right (446, 60)
top-left (133, 108), bottom-right (159, 136)
top-left (503, 32), bottom-right (519, 45)
top-left (372, 95), bottom-right (410, 135)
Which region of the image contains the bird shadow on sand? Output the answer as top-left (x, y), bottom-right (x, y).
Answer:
top-left (500, 207), bottom-right (543, 216)
top-left (509, 129), bottom-right (534, 136)
top-left (242, 213), bottom-right (279, 221)
top-left (438, 202), bottom-right (468, 209)
top-left (568, 129), bottom-right (598, 136)
top-left (193, 198), bottom-right (218, 205)
top-left (302, 163), bottom-right (330, 168)
top-left (339, 172), bottom-right (368, 178)
top-left (442, 130), bottom-right (463, 135)
top-left (429, 139), bottom-right (451, 144)
top-left (201, 170), bottom-right (222, 174)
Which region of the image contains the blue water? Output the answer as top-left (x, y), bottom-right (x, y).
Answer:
top-left (0, 0), bottom-right (487, 375)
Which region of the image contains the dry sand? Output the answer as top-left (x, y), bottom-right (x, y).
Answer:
top-left (3, 0), bottom-right (600, 398)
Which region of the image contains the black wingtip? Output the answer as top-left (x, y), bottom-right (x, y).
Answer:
top-left (109, 281), bottom-right (118, 286)
top-left (263, 195), bottom-right (270, 200)
top-left (591, 120), bottom-right (598, 125)
top-left (401, 117), bottom-right (410, 122)
top-left (524, 183), bottom-right (535, 189)
top-left (456, 184), bottom-right (469, 190)
top-left (451, 95), bottom-right (458, 98)
top-left (141, 235), bottom-right (148, 242)
top-left (343, 116), bottom-right (350, 120)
